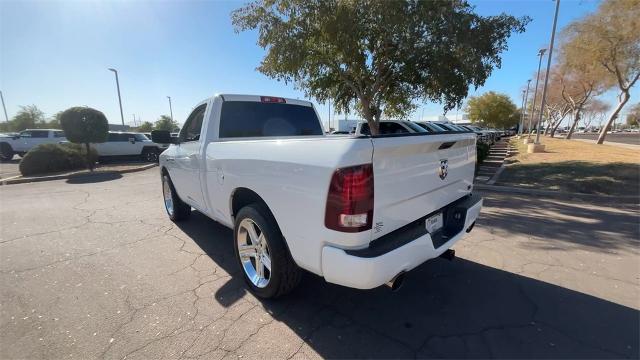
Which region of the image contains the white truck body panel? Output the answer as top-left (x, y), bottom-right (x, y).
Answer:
top-left (159, 94), bottom-right (482, 289)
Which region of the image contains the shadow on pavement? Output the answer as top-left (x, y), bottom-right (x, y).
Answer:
top-left (478, 193), bottom-right (640, 253)
top-left (178, 212), bottom-right (639, 359)
top-left (66, 172), bottom-right (123, 184)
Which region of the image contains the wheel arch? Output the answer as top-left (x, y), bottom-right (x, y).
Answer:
top-left (141, 145), bottom-right (159, 154)
top-left (230, 187), bottom-right (275, 223)
top-left (230, 187), bottom-right (297, 265)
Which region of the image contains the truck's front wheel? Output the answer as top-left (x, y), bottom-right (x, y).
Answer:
top-left (233, 204), bottom-right (301, 298)
top-left (162, 174), bottom-right (191, 221)
top-left (0, 143), bottom-right (14, 162)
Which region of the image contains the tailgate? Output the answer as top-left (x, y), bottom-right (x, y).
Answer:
top-left (370, 133), bottom-right (476, 240)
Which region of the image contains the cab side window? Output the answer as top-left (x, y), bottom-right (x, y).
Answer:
top-left (20, 130), bottom-right (49, 138)
top-left (179, 104), bottom-right (206, 142)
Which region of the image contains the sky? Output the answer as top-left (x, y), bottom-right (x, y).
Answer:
top-left (0, 0), bottom-right (634, 130)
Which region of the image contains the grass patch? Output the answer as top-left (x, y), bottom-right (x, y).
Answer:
top-left (499, 137), bottom-right (640, 196)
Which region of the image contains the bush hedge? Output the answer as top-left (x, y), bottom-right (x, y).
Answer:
top-left (476, 142), bottom-right (490, 165)
top-left (19, 143), bottom-right (98, 176)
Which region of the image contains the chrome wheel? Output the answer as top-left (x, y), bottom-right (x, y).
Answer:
top-left (237, 218), bottom-right (271, 288)
top-left (162, 176), bottom-right (174, 216)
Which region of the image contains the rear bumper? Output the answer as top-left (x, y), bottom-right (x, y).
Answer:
top-left (321, 194), bottom-right (482, 289)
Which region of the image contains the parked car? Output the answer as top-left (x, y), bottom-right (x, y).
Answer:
top-left (0, 129), bottom-right (66, 161)
top-left (353, 120), bottom-right (427, 135)
top-left (91, 132), bottom-right (167, 162)
top-left (153, 94), bottom-right (482, 298)
top-left (460, 125), bottom-right (491, 144)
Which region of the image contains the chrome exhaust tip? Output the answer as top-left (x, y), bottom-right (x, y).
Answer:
top-left (385, 272), bottom-right (406, 292)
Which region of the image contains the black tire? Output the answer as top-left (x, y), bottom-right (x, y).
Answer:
top-left (0, 143), bottom-right (14, 162)
top-left (161, 173), bottom-right (191, 221)
top-left (233, 203), bottom-right (301, 299)
top-left (142, 148), bottom-right (159, 163)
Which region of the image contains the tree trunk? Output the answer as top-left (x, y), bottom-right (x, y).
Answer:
top-left (85, 142), bottom-right (94, 171)
top-left (544, 120), bottom-right (554, 136)
top-left (565, 111), bottom-right (581, 140)
top-left (549, 119), bottom-right (563, 138)
top-left (597, 91), bottom-right (630, 144)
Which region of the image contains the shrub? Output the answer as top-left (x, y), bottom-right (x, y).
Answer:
top-left (19, 143), bottom-right (98, 176)
top-left (476, 142), bottom-right (490, 165)
top-left (60, 107), bottom-right (108, 171)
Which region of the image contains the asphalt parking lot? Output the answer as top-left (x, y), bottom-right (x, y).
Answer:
top-left (0, 169), bottom-right (638, 359)
top-left (571, 132), bottom-right (640, 145)
top-left (0, 156), bottom-right (20, 179)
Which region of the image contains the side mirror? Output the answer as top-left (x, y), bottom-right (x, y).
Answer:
top-left (151, 130), bottom-right (177, 144)
top-left (129, 137), bottom-right (136, 144)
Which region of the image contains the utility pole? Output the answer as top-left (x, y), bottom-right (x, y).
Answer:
top-left (0, 91), bottom-right (8, 122)
top-left (108, 68), bottom-right (125, 126)
top-left (519, 79), bottom-right (531, 136)
top-left (167, 96), bottom-right (174, 122)
top-left (535, 0), bottom-right (561, 145)
top-left (528, 49), bottom-right (547, 140)
top-left (519, 90), bottom-right (526, 135)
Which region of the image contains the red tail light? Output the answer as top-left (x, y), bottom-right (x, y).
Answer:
top-left (325, 164), bottom-right (374, 232)
top-left (260, 96), bottom-right (286, 103)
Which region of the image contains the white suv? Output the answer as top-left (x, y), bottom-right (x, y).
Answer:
top-left (92, 132), bottom-right (167, 162)
top-left (0, 129), bottom-right (66, 161)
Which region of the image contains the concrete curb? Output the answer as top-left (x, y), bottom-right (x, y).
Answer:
top-left (474, 183), bottom-right (639, 203)
top-left (0, 163), bottom-right (157, 186)
top-left (486, 141), bottom-right (513, 185)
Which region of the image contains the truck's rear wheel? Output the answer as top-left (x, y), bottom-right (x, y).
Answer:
top-left (0, 143), bottom-right (14, 162)
top-left (162, 174), bottom-right (191, 221)
top-left (142, 148), bottom-right (159, 163)
top-left (234, 204), bottom-right (301, 298)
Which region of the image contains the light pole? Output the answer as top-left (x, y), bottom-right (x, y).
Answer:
top-left (328, 98), bottom-right (331, 131)
top-left (535, 0), bottom-right (561, 145)
top-left (528, 48), bottom-right (547, 140)
top-left (519, 90), bottom-right (526, 135)
top-left (167, 96), bottom-right (174, 123)
top-left (108, 68), bottom-right (125, 126)
top-left (519, 80), bottom-right (532, 136)
top-left (0, 91), bottom-right (8, 122)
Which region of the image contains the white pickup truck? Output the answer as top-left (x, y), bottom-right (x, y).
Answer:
top-left (0, 129), bottom-right (66, 161)
top-left (153, 94), bottom-right (482, 298)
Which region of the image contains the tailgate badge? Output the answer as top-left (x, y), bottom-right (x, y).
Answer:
top-left (438, 159), bottom-right (448, 180)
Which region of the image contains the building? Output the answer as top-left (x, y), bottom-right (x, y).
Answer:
top-left (337, 119), bottom-right (362, 132)
top-left (108, 124), bottom-right (131, 132)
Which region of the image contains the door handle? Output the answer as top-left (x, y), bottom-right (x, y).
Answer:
top-left (166, 158), bottom-right (175, 162)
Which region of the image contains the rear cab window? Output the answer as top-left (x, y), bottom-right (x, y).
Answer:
top-left (219, 101), bottom-right (323, 138)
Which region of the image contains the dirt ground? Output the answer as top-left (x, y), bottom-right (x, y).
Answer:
top-left (498, 137), bottom-right (640, 196)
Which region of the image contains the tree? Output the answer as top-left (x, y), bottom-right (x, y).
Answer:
top-left (59, 107), bottom-right (108, 171)
top-left (557, 68), bottom-right (603, 139)
top-left (581, 99), bottom-right (610, 130)
top-left (9, 105), bottom-right (45, 131)
top-left (232, 0), bottom-right (529, 135)
top-left (465, 92), bottom-right (519, 128)
top-left (626, 103), bottom-right (639, 127)
top-left (560, 0), bottom-right (640, 144)
top-left (539, 67), bottom-right (571, 137)
top-left (154, 115), bottom-right (179, 132)
top-left (137, 121), bottom-right (154, 132)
